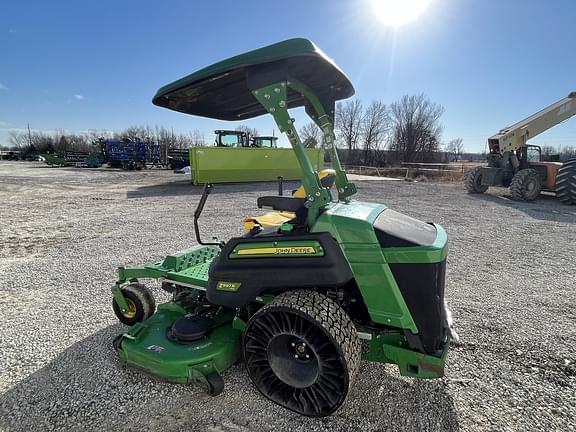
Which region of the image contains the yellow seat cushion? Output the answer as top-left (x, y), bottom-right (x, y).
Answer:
top-left (243, 169), bottom-right (336, 233)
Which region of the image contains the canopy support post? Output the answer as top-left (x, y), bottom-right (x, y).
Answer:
top-left (252, 82), bottom-right (330, 226)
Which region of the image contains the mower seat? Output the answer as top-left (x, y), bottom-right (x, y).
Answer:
top-left (243, 169), bottom-right (336, 233)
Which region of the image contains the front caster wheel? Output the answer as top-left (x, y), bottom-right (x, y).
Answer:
top-left (243, 290), bottom-right (361, 417)
top-left (112, 334), bottom-right (123, 351)
top-left (204, 372), bottom-right (224, 396)
top-left (112, 283), bottom-right (156, 325)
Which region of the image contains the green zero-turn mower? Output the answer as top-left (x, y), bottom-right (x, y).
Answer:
top-left (111, 38), bottom-right (455, 417)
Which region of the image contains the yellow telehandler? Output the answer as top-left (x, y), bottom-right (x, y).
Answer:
top-left (466, 92), bottom-right (576, 203)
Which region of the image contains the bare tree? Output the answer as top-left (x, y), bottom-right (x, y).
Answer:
top-left (361, 101), bottom-right (389, 164)
top-left (559, 145), bottom-right (576, 161)
top-left (67, 134), bottom-right (90, 151)
top-left (189, 129), bottom-right (206, 146)
top-left (116, 125), bottom-right (146, 141)
top-left (299, 122), bottom-right (322, 148)
top-left (235, 125), bottom-right (259, 138)
top-left (8, 131), bottom-right (28, 149)
top-left (539, 145), bottom-right (557, 161)
top-left (445, 138), bottom-right (464, 162)
top-left (155, 126), bottom-right (178, 150)
top-left (335, 99), bottom-right (363, 162)
top-left (389, 94), bottom-right (444, 163)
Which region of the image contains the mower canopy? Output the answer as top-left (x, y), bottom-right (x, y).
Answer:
top-left (152, 38), bottom-right (354, 120)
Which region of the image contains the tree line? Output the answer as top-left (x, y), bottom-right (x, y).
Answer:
top-left (298, 93), bottom-right (465, 166)
top-left (1, 93), bottom-right (454, 165)
top-left (539, 145), bottom-right (576, 161)
top-left (3, 125), bottom-right (208, 160)
top-left (298, 94), bottom-right (576, 165)
top-left (5, 93), bottom-right (575, 165)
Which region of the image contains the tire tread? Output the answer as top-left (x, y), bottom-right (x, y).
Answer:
top-left (510, 168), bottom-right (541, 201)
top-left (465, 166), bottom-right (488, 194)
top-left (556, 158), bottom-right (576, 204)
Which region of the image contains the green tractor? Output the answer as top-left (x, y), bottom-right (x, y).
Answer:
top-left (213, 129), bottom-right (278, 148)
top-left (111, 38), bottom-right (455, 417)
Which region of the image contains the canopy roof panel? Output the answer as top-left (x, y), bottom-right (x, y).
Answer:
top-left (152, 38), bottom-right (354, 120)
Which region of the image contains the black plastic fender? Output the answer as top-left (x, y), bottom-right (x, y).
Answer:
top-left (206, 232), bottom-right (353, 308)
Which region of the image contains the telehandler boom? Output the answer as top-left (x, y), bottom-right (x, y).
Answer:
top-left (466, 92), bottom-right (576, 203)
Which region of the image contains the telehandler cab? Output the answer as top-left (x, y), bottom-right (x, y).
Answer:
top-left (111, 38), bottom-right (454, 417)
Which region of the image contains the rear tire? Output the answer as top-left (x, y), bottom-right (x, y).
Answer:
top-left (465, 167), bottom-right (488, 193)
top-left (510, 169), bottom-right (541, 201)
top-left (112, 283), bottom-right (156, 325)
top-left (243, 290), bottom-right (361, 417)
top-left (556, 159), bottom-right (576, 205)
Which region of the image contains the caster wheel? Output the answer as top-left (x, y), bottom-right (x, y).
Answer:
top-left (112, 334), bottom-right (123, 351)
top-left (204, 372), bottom-right (224, 396)
top-left (112, 283), bottom-right (155, 325)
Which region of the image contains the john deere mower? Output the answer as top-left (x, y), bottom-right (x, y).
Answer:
top-left (111, 38), bottom-right (454, 417)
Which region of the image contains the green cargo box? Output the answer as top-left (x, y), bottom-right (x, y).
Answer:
top-left (188, 147), bottom-right (324, 185)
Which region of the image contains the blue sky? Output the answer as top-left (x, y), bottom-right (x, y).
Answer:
top-left (1, 0), bottom-right (575, 152)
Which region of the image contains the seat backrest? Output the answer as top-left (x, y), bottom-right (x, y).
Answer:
top-left (257, 196), bottom-right (306, 212)
top-left (292, 169), bottom-right (336, 198)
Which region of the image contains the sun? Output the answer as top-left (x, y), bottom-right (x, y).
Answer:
top-left (371, 0), bottom-right (432, 27)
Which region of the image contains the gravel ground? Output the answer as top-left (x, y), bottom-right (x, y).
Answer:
top-left (0, 161), bottom-right (575, 432)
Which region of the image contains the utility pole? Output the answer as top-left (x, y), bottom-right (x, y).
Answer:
top-left (27, 123), bottom-right (32, 147)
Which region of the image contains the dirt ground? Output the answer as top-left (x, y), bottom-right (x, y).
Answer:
top-left (0, 161), bottom-right (575, 432)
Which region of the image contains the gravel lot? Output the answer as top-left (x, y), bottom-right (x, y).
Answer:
top-left (0, 161), bottom-right (575, 432)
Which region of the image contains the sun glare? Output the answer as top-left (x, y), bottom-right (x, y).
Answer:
top-left (371, 0), bottom-right (432, 27)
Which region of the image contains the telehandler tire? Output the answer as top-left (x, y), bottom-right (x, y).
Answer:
top-left (243, 290), bottom-right (361, 417)
top-left (556, 158), bottom-right (576, 205)
top-left (510, 169), bottom-right (541, 202)
top-left (465, 167), bottom-right (488, 193)
top-left (112, 283), bottom-right (156, 325)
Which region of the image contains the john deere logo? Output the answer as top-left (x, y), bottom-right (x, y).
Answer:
top-left (236, 246), bottom-right (317, 256)
top-left (216, 281), bottom-right (241, 292)
top-left (275, 247), bottom-right (316, 254)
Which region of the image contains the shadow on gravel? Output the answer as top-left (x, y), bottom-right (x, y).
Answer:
top-left (0, 325), bottom-right (126, 432)
top-left (473, 193), bottom-right (576, 223)
top-left (338, 364), bottom-right (460, 431)
top-left (126, 180), bottom-right (301, 199)
top-left (0, 322), bottom-right (460, 432)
